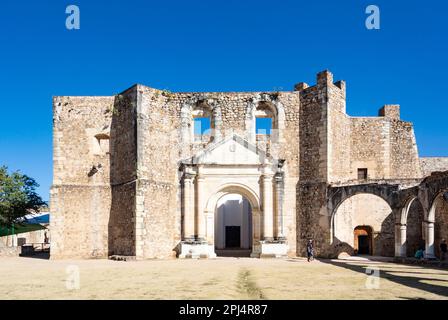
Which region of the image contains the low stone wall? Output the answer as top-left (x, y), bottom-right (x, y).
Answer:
top-left (420, 157), bottom-right (448, 176)
top-left (0, 246), bottom-right (21, 257)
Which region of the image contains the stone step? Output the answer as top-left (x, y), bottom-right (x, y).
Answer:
top-left (215, 249), bottom-right (251, 257)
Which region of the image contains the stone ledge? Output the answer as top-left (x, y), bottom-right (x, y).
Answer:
top-left (251, 242), bottom-right (289, 258)
top-left (178, 242), bottom-right (216, 259)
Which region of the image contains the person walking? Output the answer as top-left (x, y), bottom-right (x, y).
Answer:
top-left (306, 239), bottom-right (314, 262)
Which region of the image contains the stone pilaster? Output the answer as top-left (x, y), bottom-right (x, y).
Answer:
top-left (274, 171), bottom-right (285, 240)
top-left (262, 173), bottom-right (274, 241)
top-left (425, 221), bottom-right (436, 259)
top-left (183, 170), bottom-right (195, 241)
top-left (196, 166), bottom-right (206, 241)
top-left (394, 223), bottom-right (407, 257)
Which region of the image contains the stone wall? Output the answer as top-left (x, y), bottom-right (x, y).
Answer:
top-left (51, 69), bottom-right (432, 260)
top-left (348, 118), bottom-right (421, 181)
top-left (109, 182), bottom-right (136, 256)
top-left (296, 182), bottom-right (328, 256)
top-left (350, 117), bottom-right (390, 180)
top-left (51, 96), bottom-right (115, 259)
top-left (298, 82), bottom-right (326, 182)
top-left (420, 158), bottom-right (448, 176)
top-left (109, 88), bottom-right (138, 257)
top-left (379, 105), bottom-right (400, 120)
top-left (327, 80), bottom-right (351, 183)
top-left (389, 120), bottom-right (422, 179)
top-left (133, 87), bottom-right (301, 258)
top-left (138, 180), bottom-right (178, 258)
top-left (0, 246), bottom-right (21, 257)
top-left (50, 185), bottom-right (111, 259)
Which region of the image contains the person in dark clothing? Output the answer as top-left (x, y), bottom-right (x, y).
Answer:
top-left (306, 239), bottom-right (314, 262)
top-left (440, 239), bottom-right (447, 263)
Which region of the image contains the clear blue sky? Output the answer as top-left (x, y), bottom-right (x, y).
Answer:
top-left (0, 0), bottom-right (447, 201)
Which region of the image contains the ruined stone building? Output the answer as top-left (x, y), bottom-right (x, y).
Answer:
top-left (50, 70), bottom-right (448, 259)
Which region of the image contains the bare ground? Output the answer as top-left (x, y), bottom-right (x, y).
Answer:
top-left (0, 256), bottom-right (447, 300)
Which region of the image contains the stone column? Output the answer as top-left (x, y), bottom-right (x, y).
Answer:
top-left (252, 209), bottom-right (261, 243)
top-left (262, 174), bottom-right (274, 241)
top-left (425, 221), bottom-right (435, 259)
top-left (196, 167), bottom-right (206, 242)
top-left (394, 223), bottom-right (407, 257)
top-left (183, 172), bottom-right (195, 241)
top-left (212, 103), bottom-right (222, 141)
top-left (180, 104), bottom-right (192, 158)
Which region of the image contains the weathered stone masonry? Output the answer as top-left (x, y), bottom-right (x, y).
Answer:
top-left (50, 70), bottom-right (448, 259)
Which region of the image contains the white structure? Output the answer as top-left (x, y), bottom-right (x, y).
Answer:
top-left (178, 135), bottom-right (288, 258)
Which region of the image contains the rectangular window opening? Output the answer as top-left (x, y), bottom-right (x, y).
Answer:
top-left (194, 117), bottom-right (211, 140)
top-left (357, 168), bottom-right (368, 180)
top-left (256, 117), bottom-right (272, 135)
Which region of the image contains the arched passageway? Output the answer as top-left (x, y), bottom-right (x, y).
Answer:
top-left (431, 191), bottom-right (448, 259)
top-left (405, 198), bottom-right (425, 257)
top-left (332, 193), bottom-right (395, 257)
top-left (215, 193), bottom-right (253, 257)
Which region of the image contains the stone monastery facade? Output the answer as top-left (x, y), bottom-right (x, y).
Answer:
top-left (51, 70), bottom-right (448, 260)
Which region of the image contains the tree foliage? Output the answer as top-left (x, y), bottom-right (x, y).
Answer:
top-left (0, 166), bottom-right (46, 228)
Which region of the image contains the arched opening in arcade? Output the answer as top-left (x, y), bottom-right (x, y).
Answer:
top-left (332, 193), bottom-right (394, 257)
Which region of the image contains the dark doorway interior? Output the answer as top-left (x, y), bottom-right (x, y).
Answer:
top-left (225, 226), bottom-right (241, 248)
top-left (354, 226), bottom-right (373, 255)
top-left (358, 235), bottom-right (370, 254)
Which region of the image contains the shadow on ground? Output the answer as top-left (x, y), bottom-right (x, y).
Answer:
top-left (319, 258), bottom-right (448, 298)
top-left (19, 252), bottom-right (50, 260)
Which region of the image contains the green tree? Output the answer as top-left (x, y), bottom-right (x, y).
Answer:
top-left (0, 166), bottom-right (46, 229)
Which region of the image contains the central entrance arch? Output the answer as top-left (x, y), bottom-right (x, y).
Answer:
top-left (215, 193), bottom-right (253, 257)
top-left (178, 134), bottom-right (289, 258)
top-left (204, 183), bottom-right (261, 257)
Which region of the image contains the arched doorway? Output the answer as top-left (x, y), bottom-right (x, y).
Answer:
top-left (203, 183), bottom-right (262, 258)
top-left (215, 193), bottom-right (253, 257)
top-left (332, 193), bottom-right (394, 257)
top-left (431, 191), bottom-right (448, 259)
top-left (354, 226), bottom-right (373, 255)
top-left (405, 198), bottom-right (425, 257)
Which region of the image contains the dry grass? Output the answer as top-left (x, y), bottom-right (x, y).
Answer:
top-left (0, 256), bottom-right (447, 300)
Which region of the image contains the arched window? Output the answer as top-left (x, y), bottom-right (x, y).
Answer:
top-left (255, 102), bottom-right (275, 136)
top-left (192, 101), bottom-right (212, 142)
top-left (180, 98), bottom-right (222, 148)
top-left (246, 96), bottom-right (285, 144)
